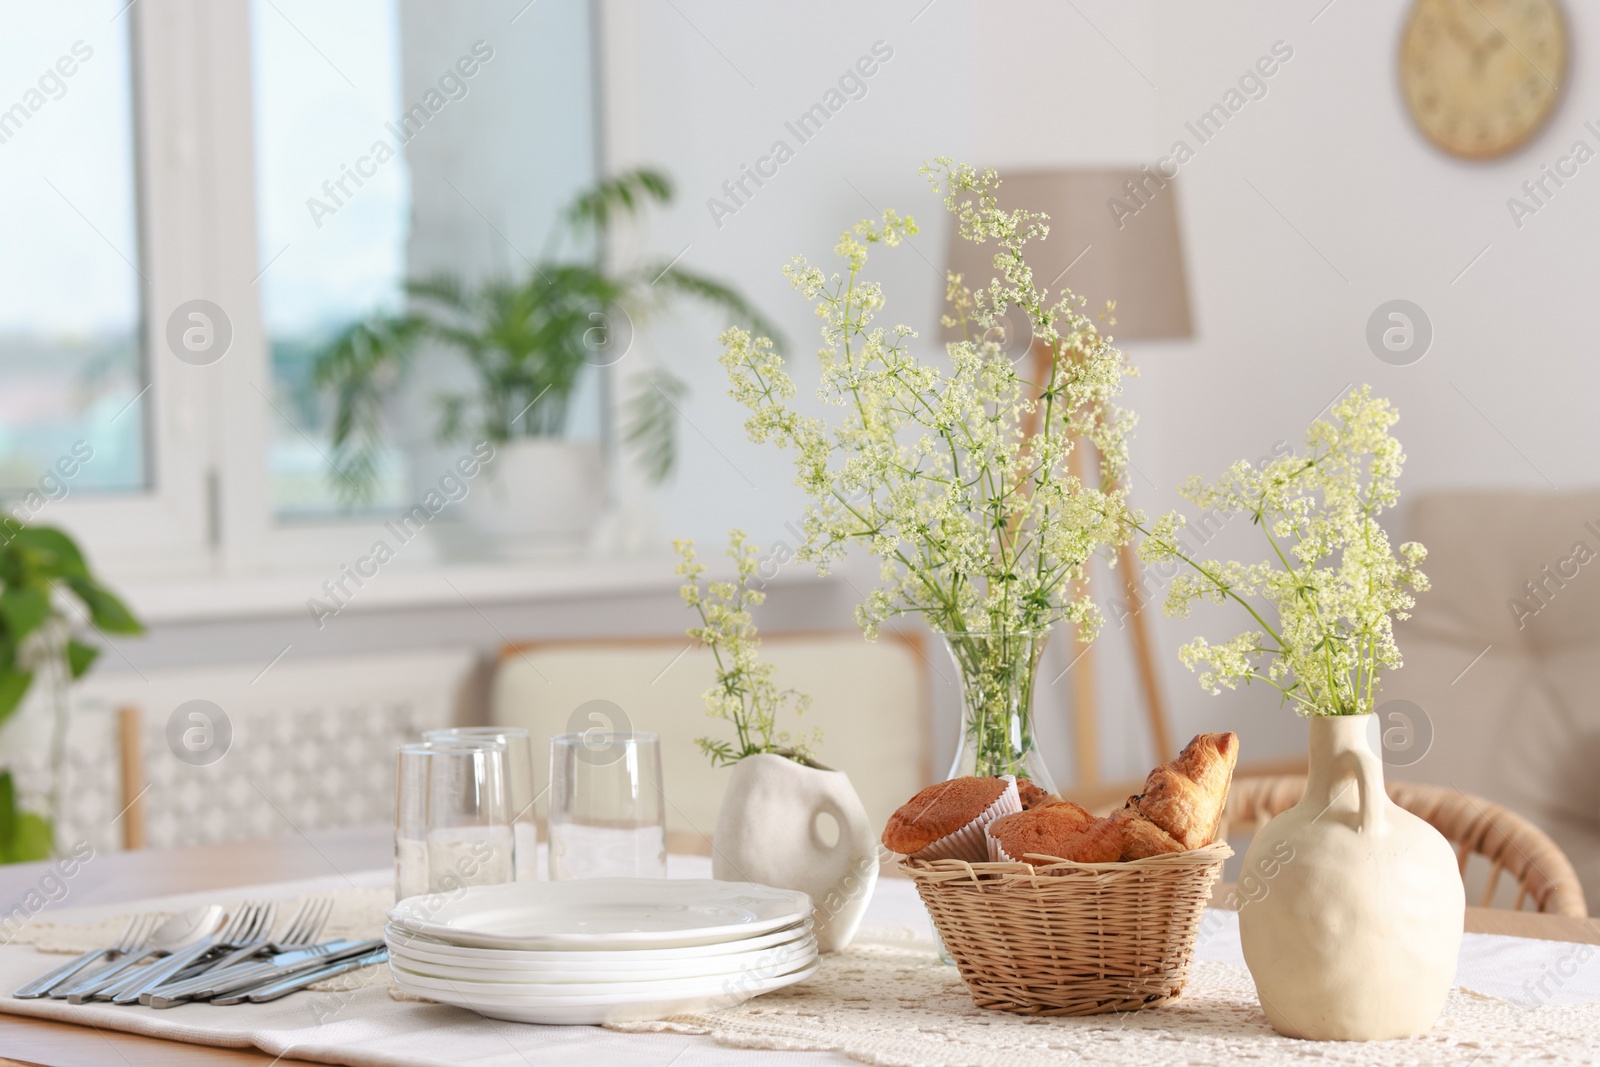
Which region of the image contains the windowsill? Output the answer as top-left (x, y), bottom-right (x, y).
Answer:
top-left (118, 553), bottom-right (830, 625)
top-left (120, 554), bottom-right (680, 625)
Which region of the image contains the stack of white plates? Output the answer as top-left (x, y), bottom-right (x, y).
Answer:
top-left (385, 879), bottom-right (818, 1024)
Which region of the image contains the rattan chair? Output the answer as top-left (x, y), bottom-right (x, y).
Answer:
top-left (1224, 775), bottom-right (1587, 918)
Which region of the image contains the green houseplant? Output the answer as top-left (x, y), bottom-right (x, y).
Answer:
top-left (313, 168), bottom-right (784, 508)
top-left (717, 160), bottom-right (1135, 789)
top-left (0, 523), bottom-right (141, 862)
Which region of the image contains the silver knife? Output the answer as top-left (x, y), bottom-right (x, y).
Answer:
top-left (148, 940), bottom-right (378, 1007)
top-left (212, 947), bottom-right (388, 1005)
top-left (148, 938), bottom-right (364, 1002)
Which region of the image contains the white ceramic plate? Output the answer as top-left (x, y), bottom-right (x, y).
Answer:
top-left (383, 918), bottom-right (812, 965)
top-left (387, 934), bottom-right (818, 986)
top-left (386, 923), bottom-right (815, 969)
top-left (388, 879), bottom-right (812, 951)
top-left (389, 958), bottom-right (821, 1025)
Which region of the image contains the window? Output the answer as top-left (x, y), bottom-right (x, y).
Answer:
top-left (0, 0), bottom-right (601, 579)
top-left (0, 5), bottom-right (145, 505)
top-left (250, 0), bottom-right (413, 519)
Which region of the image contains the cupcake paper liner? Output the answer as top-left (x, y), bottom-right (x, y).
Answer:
top-left (987, 832), bottom-right (1016, 863)
top-left (912, 775), bottom-right (1021, 863)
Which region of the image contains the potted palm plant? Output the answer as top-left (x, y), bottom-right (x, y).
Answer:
top-left (314, 168), bottom-right (782, 552)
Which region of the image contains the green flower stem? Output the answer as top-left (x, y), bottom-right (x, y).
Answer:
top-left (946, 630), bottom-right (1045, 779)
top-left (1127, 513), bottom-right (1290, 653)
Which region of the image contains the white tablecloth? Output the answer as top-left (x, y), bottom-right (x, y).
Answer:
top-left (0, 856), bottom-right (1596, 1066)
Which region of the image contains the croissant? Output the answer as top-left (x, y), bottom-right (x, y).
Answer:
top-left (1130, 732), bottom-right (1238, 851)
top-left (1110, 802), bottom-right (1187, 860)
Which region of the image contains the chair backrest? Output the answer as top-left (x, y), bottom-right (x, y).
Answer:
top-left (1224, 774), bottom-right (1588, 917)
top-left (66, 648), bottom-right (476, 850)
top-left (491, 631), bottom-right (931, 843)
top-left (1384, 489), bottom-right (1600, 915)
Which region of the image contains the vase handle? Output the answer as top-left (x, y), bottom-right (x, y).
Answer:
top-left (811, 784), bottom-right (873, 858)
top-left (1335, 748), bottom-right (1385, 835)
top-left (807, 778), bottom-right (878, 904)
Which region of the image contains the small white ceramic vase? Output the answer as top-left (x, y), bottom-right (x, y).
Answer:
top-left (712, 753), bottom-right (878, 953)
top-left (1239, 714), bottom-right (1464, 1040)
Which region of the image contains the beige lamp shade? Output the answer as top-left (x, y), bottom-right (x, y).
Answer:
top-left (939, 168), bottom-right (1192, 347)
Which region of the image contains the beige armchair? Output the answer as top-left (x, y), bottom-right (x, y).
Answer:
top-left (1383, 490), bottom-right (1600, 915)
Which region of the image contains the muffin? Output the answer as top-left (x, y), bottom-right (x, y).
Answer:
top-left (986, 801), bottom-right (1122, 864)
top-left (1016, 777), bottom-right (1058, 810)
top-left (882, 775), bottom-right (1022, 862)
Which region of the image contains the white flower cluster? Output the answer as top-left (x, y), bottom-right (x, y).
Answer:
top-left (720, 159), bottom-right (1133, 642)
top-left (675, 531), bottom-right (817, 767)
top-left (1137, 386), bottom-right (1430, 717)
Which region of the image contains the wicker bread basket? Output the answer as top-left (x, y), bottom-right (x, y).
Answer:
top-left (901, 841), bottom-right (1231, 1016)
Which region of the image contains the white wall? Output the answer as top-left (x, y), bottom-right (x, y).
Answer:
top-left (600, 0), bottom-right (1600, 783)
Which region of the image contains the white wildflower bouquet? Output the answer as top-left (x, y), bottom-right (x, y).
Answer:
top-left (675, 531), bottom-right (818, 767)
top-left (1138, 386), bottom-right (1429, 717)
top-left (717, 160), bottom-right (1134, 778)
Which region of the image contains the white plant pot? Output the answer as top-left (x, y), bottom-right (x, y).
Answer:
top-left (1238, 714), bottom-right (1464, 1040)
top-left (460, 439), bottom-right (604, 555)
top-left (712, 753), bottom-right (878, 953)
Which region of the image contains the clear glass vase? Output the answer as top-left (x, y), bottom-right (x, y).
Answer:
top-left (940, 629), bottom-right (1057, 792)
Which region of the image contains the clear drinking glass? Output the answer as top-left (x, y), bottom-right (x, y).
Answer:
top-left (424, 727), bottom-right (538, 881)
top-left (395, 740), bottom-right (515, 899)
top-left (548, 732), bottom-right (667, 880)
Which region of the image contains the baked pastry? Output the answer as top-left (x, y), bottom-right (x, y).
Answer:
top-left (1129, 732), bottom-right (1238, 851)
top-left (986, 802), bottom-right (1121, 864)
top-left (1110, 801), bottom-right (1187, 860)
top-left (882, 775), bottom-right (1021, 861)
top-left (1016, 778), bottom-right (1057, 810)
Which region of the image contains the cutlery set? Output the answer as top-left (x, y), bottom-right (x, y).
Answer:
top-left (11, 897), bottom-right (383, 1007)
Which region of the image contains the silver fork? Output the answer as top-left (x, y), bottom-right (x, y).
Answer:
top-left (144, 899), bottom-right (292, 996)
top-left (149, 897), bottom-right (335, 1005)
top-left (106, 902), bottom-right (274, 1005)
top-left (56, 906), bottom-right (227, 1003)
top-left (12, 914), bottom-right (159, 999)
top-left (214, 897), bottom-right (333, 971)
top-left (274, 898), bottom-right (334, 951)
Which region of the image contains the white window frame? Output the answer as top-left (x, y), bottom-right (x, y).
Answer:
top-left (43, 0), bottom-right (460, 584)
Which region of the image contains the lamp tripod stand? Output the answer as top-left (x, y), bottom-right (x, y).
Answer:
top-left (1024, 337), bottom-right (1172, 789)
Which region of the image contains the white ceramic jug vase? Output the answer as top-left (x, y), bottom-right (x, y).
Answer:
top-left (1238, 714), bottom-right (1464, 1040)
top-left (712, 753), bottom-right (878, 953)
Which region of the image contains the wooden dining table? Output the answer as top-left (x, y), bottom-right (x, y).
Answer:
top-left (1, 827), bottom-right (1596, 1067)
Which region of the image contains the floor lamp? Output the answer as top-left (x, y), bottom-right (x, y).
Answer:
top-left (940, 167), bottom-right (1193, 787)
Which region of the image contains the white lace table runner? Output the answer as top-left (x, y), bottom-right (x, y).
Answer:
top-left (610, 928), bottom-right (1600, 1067)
